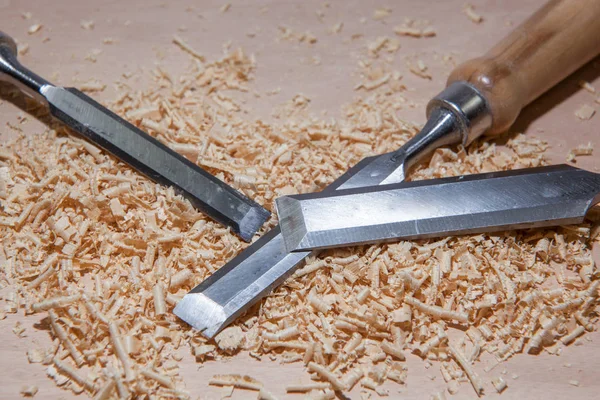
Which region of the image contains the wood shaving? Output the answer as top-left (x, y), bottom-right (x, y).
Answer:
top-left (447, 379), bottom-right (460, 394)
top-left (27, 24), bottom-right (42, 35)
top-left (141, 369), bottom-right (174, 389)
top-left (307, 362), bottom-right (346, 390)
top-left (575, 104), bottom-right (595, 120)
top-left (209, 374), bottom-right (263, 391)
top-left (408, 59), bottom-right (432, 80)
top-left (84, 49), bottom-right (103, 63)
top-left (330, 22), bottom-right (343, 34)
top-left (80, 20), bottom-right (95, 30)
top-left (286, 382), bottom-right (331, 392)
top-left (373, 8), bottom-right (392, 20)
top-left (463, 4), bottom-right (483, 24)
top-left (93, 380), bottom-right (116, 400)
top-left (278, 26), bottom-right (318, 44)
top-left (367, 37), bottom-right (400, 57)
top-left (491, 376), bottom-right (507, 393)
top-left (568, 380), bottom-right (580, 387)
top-left (567, 142), bottom-right (594, 162)
top-left (79, 81), bottom-right (106, 92)
top-left (449, 344), bottom-right (484, 395)
top-left (20, 385), bottom-right (39, 397)
top-left (17, 42), bottom-right (30, 56)
top-left (172, 35), bottom-right (205, 61)
top-left (579, 81), bottom-right (596, 94)
top-left (215, 326), bottom-right (245, 352)
top-left (394, 19), bottom-right (436, 38)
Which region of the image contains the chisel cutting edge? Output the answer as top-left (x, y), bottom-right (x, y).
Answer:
top-left (176, 0), bottom-right (600, 337)
top-left (0, 31), bottom-right (270, 242)
top-left (276, 165), bottom-right (600, 252)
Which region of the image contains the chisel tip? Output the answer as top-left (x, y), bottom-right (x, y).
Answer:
top-left (173, 292), bottom-right (228, 338)
top-left (275, 196), bottom-right (310, 252)
top-left (238, 205), bottom-right (271, 242)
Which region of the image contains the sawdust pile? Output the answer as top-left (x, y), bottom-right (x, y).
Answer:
top-left (1, 40), bottom-right (599, 400)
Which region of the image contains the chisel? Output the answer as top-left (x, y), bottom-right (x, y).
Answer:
top-left (0, 31), bottom-right (270, 242)
top-left (276, 165), bottom-right (600, 251)
top-left (175, 0), bottom-right (600, 337)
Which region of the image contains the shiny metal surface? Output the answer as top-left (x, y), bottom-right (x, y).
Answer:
top-left (276, 165), bottom-right (600, 252)
top-left (337, 107), bottom-right (462, 190)
top-left (175, 102), bottom-right (471, 337)
top-left (0, 31), bottom-right (50, 101)
top-left (0, 31), bottom-right (269, 241)
top-left (427, 81), bottom-right (492, 145)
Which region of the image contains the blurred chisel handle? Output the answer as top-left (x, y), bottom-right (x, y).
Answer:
top-left (449, 0), bottom-right (600, 136)
top-left (0, 31), bottom-right (50, 101)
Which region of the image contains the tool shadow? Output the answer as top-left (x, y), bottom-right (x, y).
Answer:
top-left (498, 54), bottom-right (600, 146)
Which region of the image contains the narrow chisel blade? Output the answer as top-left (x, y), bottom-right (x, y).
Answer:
top-left (276, 165), bottom-right (600, 252)
top-left (41, 86), bottom-right (270, 241)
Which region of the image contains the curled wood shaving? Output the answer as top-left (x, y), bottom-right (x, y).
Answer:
top-left (209, 374), bottom-right (263, 391)
top-left (215, 326), bottom-right (245, 352)
top-left (141, 369), bottom-right (174, 389)
top-left (307, 362), bottom-right (346, 390)
top-left (405, 296), bottom-right (468, 323)
top-left (449, 345), bottom-right (484, 395)
top-left (579, 81), bottom-right (596, 94)
top-left (20, 385), bottom-right (39, 397)
top-left (463, 4), bottom-right (483, 24)
top-left (567, 142), bottom-right (594, 162)
top-left (575, 104), bottom-right (595, 120)
top-left (28, 24), bottom-right (42, 34)
top-left (172, 35), bottom-right (205, 61)
top-left (286, 382), bottom-right (331, 392)
top-left (491, 376), bottom-right (507, 393)
top-left (373, 8), bottom-right (392, 20)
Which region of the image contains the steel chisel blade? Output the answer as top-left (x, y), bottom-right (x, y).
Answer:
top-left (276, 165), bottom-right (600, 252)
top-left (41, 86), bottom-right (270, 241)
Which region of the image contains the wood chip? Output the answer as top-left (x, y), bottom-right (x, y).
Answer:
top-left (567, 142), bottom-right (594, 161)
top-left (491, 376), bottom-right (507, 393)
top-left (20, 385), bottom-right (38, 397)
top-left (172, 35), bottom-right (205, 61)
top-left (463, 4), bottom-right (483, 23)
top-left (28, 24), bottom-right (42, 34)
top-left (373, 8), bottom-right (392, 20)
top-left (209, 375), bottom-right (263, 391)
top-left (80, 20), bottom-right (95, 30)
top-left (579, 80), bottom-right (596, 94)
top-left (215, 326), bottom-right (244, 352)
top-left (575, 104), bottom-right (595, 120)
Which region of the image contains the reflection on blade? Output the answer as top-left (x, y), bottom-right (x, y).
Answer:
top-left (277, 165), bottom-right (600, 252)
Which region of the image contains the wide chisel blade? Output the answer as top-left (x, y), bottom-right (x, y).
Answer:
top-left (276, 165), bottom-right (600, 252)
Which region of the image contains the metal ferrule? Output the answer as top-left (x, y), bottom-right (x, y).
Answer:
top-left (426, 81), bottom-right (492, 146)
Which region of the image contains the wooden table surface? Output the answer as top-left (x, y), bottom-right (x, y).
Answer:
top-left (0, 0), bottom-right (598, 399)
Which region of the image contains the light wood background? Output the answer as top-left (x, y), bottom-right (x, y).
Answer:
top-left (0, 0), bottom-right (598, 399)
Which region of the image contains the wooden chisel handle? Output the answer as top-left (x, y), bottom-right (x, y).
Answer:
top-left (449, 0), bottom-right (600, 135)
